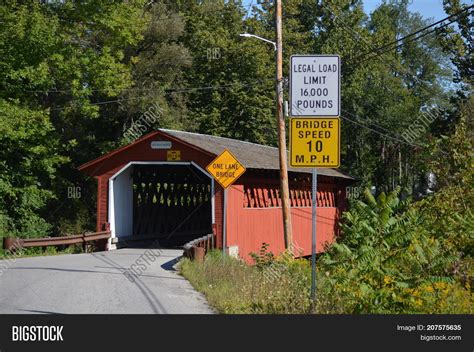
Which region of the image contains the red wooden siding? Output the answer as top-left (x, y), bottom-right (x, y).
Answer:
top-left (80, 130), bottom-right (351, 256)
top-left (226, 184), bottom-right (339, 262)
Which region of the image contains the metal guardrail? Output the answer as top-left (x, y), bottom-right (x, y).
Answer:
top-left (183, 233), bottom-right (215, 261)
top-left (2, 231), bottom-right (111, 252)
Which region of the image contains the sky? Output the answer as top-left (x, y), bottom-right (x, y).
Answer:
top-left (243, 1), bottom-right (470, 22)
top-left (363, 0), bottom-right (449, 21)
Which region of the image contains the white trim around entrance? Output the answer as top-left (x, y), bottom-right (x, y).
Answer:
top-left (107, 161), bottom-right (215, 250)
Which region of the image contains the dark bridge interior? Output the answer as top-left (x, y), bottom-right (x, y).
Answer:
top-left (132, 164), bottom-right (212, 247)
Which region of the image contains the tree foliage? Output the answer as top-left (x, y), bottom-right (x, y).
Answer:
top-left (0, 100), bottom-right (65, 237)
top-left (0, 0), bottom-right (470, 243)
top-left (318, 188), bottom-right (471, 313)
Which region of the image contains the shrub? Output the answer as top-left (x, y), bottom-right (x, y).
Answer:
top-left (181, 188), bottom-right (472, 314)
top-left (317, 187), bottom-right (471, 313)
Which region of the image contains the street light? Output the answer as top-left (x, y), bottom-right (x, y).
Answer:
top-left (239, 33), bottom-right (277, 51)
top-left (239, 20), bottom-right (294, 253)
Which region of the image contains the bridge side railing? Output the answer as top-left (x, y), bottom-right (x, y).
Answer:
top-left (183, 233), bottom-right (215, 261)
top-left (2, 231), bottom-right (111, 253)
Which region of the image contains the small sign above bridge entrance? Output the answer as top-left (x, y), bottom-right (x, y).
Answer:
top-left (206, 149), bottom-right (246, 189)
top-left (151, 141), bottom-right (172, 149)
top-left (167, 150), bottom-right (181, 161)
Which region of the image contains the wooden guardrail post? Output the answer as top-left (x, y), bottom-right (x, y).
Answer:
top-left (183, 233), bottom-right (215, 261)
top-left (211, 224), bottom-right (216, 249)
top-left (194, 246), bottom-right (205, 262)
top-left (82, 232), bottom-right (87, 253)
top-left (2, 237), bottom-right (23, 252)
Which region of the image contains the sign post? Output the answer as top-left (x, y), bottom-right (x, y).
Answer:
top-left (206, 149), bottom-right (246, 256)
top-left (289, 55), bottom-right (341, 309)
top-left (223, 188), bottom-right (227, 257)
top-left (311, 168), bottom-right (317, 303)
top-left (289, 117), bottom-right (340, 305)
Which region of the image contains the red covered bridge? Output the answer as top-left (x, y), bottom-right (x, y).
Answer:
top-left (79, 129), bottom-right (353, 261)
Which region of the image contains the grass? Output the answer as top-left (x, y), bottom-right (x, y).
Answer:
top-left (180, 249), bottom-right (473, 314)
top-left (0, 244), bottom-right (84, 260)
top-left (180, 250), bottom-right (322, 314)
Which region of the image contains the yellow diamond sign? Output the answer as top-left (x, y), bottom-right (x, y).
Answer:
top-left (206, 149), bottom-right (246, 189)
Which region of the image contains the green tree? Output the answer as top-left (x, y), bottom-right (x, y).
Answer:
top-left (0, 1), bottom-right (168, 232)
top-left (0, 100), bottom-right (65, 238)
top-left (173, 1), bottom-right (276, 144)
top-left (439, 0), bottom-right (473, 88)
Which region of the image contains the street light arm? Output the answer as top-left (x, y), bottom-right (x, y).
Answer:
top-left (239, 33), bottom-right (277, 51)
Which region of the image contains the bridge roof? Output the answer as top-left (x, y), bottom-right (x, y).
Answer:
top-left (161, 129), bottom-right (353, 179)
top-left (79, 129), bottom-right (353, 180)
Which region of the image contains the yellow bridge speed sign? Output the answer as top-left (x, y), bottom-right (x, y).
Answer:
top-left (290, 117), bottom-right (340, 168)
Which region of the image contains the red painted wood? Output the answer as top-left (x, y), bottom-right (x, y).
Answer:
top-left (95, 176), bottom-right (101, 232)
top-left (80, 130), bottom-right (351, 256)
top-left (226, 184), bottom-right (340, 263)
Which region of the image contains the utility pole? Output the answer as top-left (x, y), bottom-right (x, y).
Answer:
top-left (275, 0), bottom-right (293, 252)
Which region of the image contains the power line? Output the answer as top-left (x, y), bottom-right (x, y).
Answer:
top-left (355, 8), bottom-right (473, 64)
top-left (341, 108), bottom-right (406, 138)
top-left (49, 79), bottom-right (273, 111)
top-left (50, 96), bottom-right (141, 111)
top-left (164, 79), bottom-right (273, 92)
top-left (6, 77), bottom-right (274, 96)
top-left (320, 3), bottom-right (400, 99)
top-left (320, 2), bottom-right (458, 104)
top-left (360, 20), bottom-right (455, 64)
top-left (46, 84), bottom-right (420, 148)
top-left (318, 3), bottom-right (461, 149)
top-left (4, 2), bottom-right (461, 147)
top-left (343, 111), bottom-right (450, 156)
top-left (339, 114), bottom-right (421, 148)
top-left (32, 87), bottom-right (424, 150)
top-left (353, 5), bottom-right (473, 63)
top-left (146, 3), bottom-right (254, 19)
